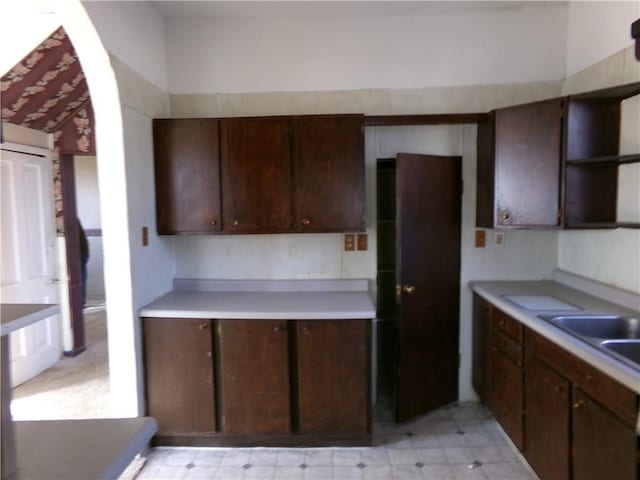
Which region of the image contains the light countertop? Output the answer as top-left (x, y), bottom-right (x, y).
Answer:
top-left (14, 418), bottom-right (157, 480)
top-left (470, 280), bottom-right (640, 395)
top-left (140, 279), bottom-right (376, 320)
top-left (1, 303), bottom-right (60, 336)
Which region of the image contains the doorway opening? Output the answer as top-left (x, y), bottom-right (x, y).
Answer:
top-left (375, 158), bottom-right (399, 420)
top-left (3, 26), bottom-right (110, 420)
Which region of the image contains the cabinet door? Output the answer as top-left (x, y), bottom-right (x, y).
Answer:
top-left (220, 117), bottom-right (292, 233)
top-left (153, 119), bottom-right (221, 234)
top-left (490, 349), bottom-right (524, 450)
top-left (493, 98), bottom-right (563, 227)
top-left (524, 356), bottom-right (570, 480)
top-left (572, 388), bottom-right (637, 480)
top-left (296, 320), bottom-right (370, 435)
top-left (217, 320), bottom-right (291, 434)
top-left (143, 318), bottom-right (215, 434)
top-left (293, 115), bottom-right (365, 231)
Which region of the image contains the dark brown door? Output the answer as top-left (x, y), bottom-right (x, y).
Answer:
top-left (292, 115), bottom-right (365, 232)
top-left (217, 320), bottom-right (291, 434)
top-left (572, 388), bottom-right (638, 480)
top-left (153, 119), bottom-right (221, 234)
top-left (143, 318), bottom-right (215, 434)
top-left (296, 320), bottom-right (370, 435)
top-left (395, 153), bottom-right (462, 422)
top-left (524, 356), bottom-right (570, 480)
top-left (220, 117), bottom-right (292, 233)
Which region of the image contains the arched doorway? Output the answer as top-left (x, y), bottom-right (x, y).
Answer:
top-left (2, 0), bottom-right (140, 417)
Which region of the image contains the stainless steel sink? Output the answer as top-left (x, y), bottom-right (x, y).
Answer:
top-left (601, 340), bottom-right (640, 365)
top-left (538, 314), bottom-right (640, 372)
top-left (542, 315), bottom-right (640, 340)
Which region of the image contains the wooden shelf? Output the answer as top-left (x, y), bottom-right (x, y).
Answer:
top-left (566, 153), bottom-right (640, 166)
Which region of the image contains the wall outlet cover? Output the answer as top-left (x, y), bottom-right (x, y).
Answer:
top-left (494, 231), bottom-right (505, 247)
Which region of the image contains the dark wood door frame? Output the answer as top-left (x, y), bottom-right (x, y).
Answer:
top-left (60, 154), bottom-right (85, 356)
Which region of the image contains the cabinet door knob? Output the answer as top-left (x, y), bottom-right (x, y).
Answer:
top-left (555, 385), bottom-right (564, 393)
top-left (573, 400), bottom-right (585, 409)
top-left (301, 218), bottom-right (311, 225)
top-left (499, 211), bottom-right (512, 225)
top-left (232, 220), bottom-right (239, 226)
top-left (198, 323), bottom-right (208, 330)
top-left (210, 219), bottom-right (217, 226)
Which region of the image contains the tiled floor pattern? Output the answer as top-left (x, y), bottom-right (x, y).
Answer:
top-left (135, 403), bottom-right (538, 480)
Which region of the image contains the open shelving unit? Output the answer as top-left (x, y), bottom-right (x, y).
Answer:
top-left (563, 82), bottom-right (640, 229)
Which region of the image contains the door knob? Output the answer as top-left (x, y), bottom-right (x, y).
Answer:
top-left (402, 285), bottom-right (415, 294)
top-left (396, 284), bottom-right (415, 295)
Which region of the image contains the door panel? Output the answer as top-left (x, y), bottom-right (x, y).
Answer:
top-left (220, 118), bottom-right (292, 232)
top-left (396, 153), bottom-right (462, 422)
top-left (153, 119), bottom-right (221, 234)
top-left (143, 318), bottom-right (216, 434)
top-left (1, 148), bottom-right (60, 387)
top-left (293, 115), bottom-right (365, 231)
top-left (217, 320), bottom-right (291, 434)
top-left (297, 320), bottom-right (370, 435)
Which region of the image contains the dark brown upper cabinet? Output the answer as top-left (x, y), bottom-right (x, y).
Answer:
top-left (476, 98), bottom-right (564, 228)
top-left (292, 115), bottom-right (365, 232)
top-left (563, 82), bottom-right (640, 229)
top-left (220, 117), bottom-right (293, 233)
top-left (153, 119), bottom-right (222, 234)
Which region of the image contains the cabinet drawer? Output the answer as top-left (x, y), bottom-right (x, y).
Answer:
top-left (525, 329), bottom-right (638, 427)
top-left (492, 327), bottom-right (523, 366)
top-left (491, 349), bottom-right (523, 404)
top-left (492, 309), bottom-right (523, 343)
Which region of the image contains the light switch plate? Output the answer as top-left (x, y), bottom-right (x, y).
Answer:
top-left (474, 230), bottom-right (486, 248)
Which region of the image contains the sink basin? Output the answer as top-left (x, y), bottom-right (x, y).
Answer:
top-left (540, 315), bottom-right (640, 340)
top-left (601, 340), bottom-right (640, 365)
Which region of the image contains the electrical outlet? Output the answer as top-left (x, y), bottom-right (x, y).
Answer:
top-left (357, 233), bottom-right (368, 251)
top-left (494, 231), bottom-right (505, 247)
top-left (474, 230), bottom-right (486, 248)
top-left (344, 234), bottom-right (355, 251)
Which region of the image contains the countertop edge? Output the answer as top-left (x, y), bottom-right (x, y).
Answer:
top-left (1, 304), bottom-right (60, 336)
top-left (138, 290), bottom-right (376, 320)
top-left (470, 281), bottom-right (640, 396)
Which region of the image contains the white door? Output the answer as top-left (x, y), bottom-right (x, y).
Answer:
top-left (1, 147), bottom-right (61, 387)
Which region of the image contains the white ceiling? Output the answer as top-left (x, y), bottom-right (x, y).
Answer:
top-left (150, 1), bottom-right (535, 20)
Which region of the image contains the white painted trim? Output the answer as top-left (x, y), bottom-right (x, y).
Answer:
top-left (1, 123), bottom-right (53, 151)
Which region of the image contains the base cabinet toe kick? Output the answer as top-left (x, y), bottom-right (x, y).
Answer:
top-left (142, 317), bottom-right (372, 447)
top-left (472, 293), bottom-right (639, 480)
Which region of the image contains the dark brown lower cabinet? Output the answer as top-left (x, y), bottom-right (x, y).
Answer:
top-left (143, 317), bottom-right (371, 446)
top-left (490, 348), bottom-right (523, 450)
top-left (143, 318), bottom-right (216, 435)
top-left (217, 320), bottom-right (291, 434)
top-left (572, 388), bottom-right (637, 480)
top-left (473, 299), bottom-right (639, 480)
top-left (524, 356), bottom-right (570, 480)
top-left (296, 320), bottom-right (370, 436)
